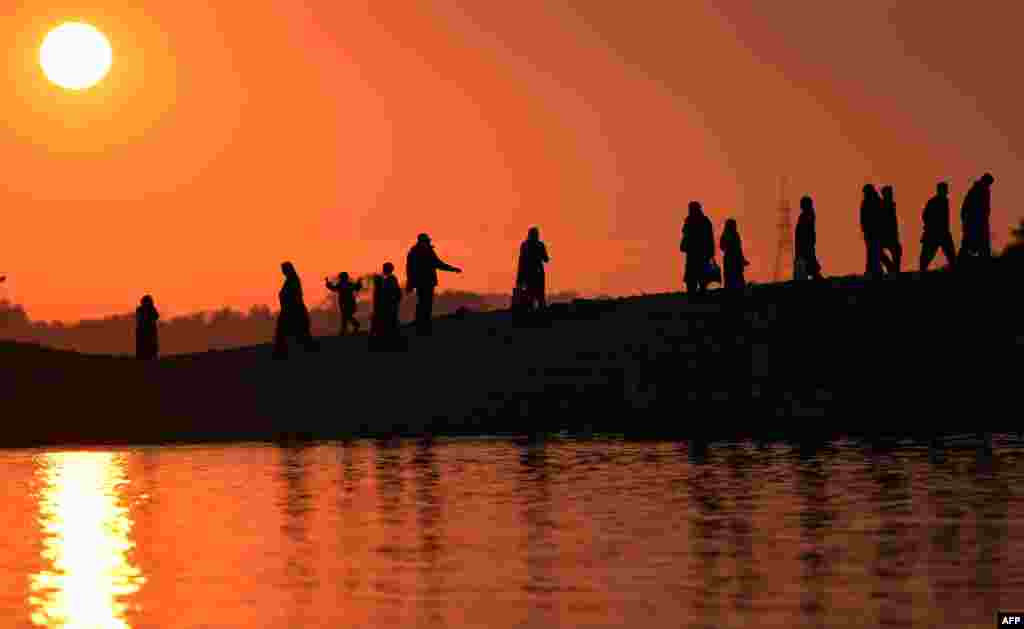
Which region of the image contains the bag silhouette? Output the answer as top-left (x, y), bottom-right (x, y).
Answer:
top-left (705, 260), bottom-right (722, 285)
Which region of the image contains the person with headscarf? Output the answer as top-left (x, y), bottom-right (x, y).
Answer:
top-left (370, 262), bottom-right (403, 350)
top-left (860, 184), bottom-right (884, 278)
top-left (516, 226), bottom-right (550, 310)
top-left (680, 201), bottom-right (715, 295)
top-left (960, 173), bottom-right (995, 262)
top-left (272, 261), bottom-right (319, 359)
top-left (135, 295), bottom-right (160, 360)
top-left (719, 218), bottom-right (749, 290)
top-left (405, 233), bottom-right (462, 336)
top-left (794, 195), bottom-right (823, 280)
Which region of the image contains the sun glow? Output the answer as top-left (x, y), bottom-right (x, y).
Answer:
top-left (40, 22), bottom-right (113, 90)
top-left (28, 452), bottom-right (144, 628)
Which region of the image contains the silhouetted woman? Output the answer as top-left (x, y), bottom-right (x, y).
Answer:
top-left (135, 295), bottom-right (160, 360)
top-left (795, 196), bottom-right (823, 280)
top-left (860, 184), bottom-right (883, 277)
top-left (878, 185), bottom-right (902, 274)
top-left (719, 218), bottom-right (748, 290)
top-left (273, 261), bottom-right (319, 359)
top-left (516, 226), bottom-right (550, 310)
top-left (680, 201), bottom-right (715, 295)
top-left (325, 272), bottom-right (363, 336)
top-left (370, 262), bottom-right (403, 351)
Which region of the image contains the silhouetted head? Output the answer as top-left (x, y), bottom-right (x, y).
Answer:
top-left (724, 218), bottom-right (738, 234)
top-left (281, 261), bottom-right (296, 277)
top-left (140, 295), bottom-right (154, 307)
top-left (338, 272), bottom-right (349, 281)
top-left (382, 262), bottom-right (394, 275)
top-left (687, 201), bottom-right (702, 217)
top-left (981, 173), bottom-right (994, 186)
top-left (937, 181), bottom-right (949, 196)
top-left (528, 226), bottom-right (540, 241)
top-left (800, 196), bottom-right (814, 212)
top-left (881, 185), bottom-right (893, 200)
top-left (417, 233), bottom-right (431, 245)
top-left (862, 184), bottom-right (876, 198)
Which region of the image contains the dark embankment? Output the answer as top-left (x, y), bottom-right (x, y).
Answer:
top-left (2, 256), bottom-right (1021, 448)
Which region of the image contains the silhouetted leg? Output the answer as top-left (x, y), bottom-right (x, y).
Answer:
top-left (939, 235), bottom-right (956, 269)
top-left (416, 286), bottom-right (434, 336)
top-left (920, 240), bottom-right (938, 272)
top-left (880, 249), bottom-right (896, 274)
top-left (892, 242), bottom-right (902, 272)
top-left (273, 316), bottom-right (289, 359)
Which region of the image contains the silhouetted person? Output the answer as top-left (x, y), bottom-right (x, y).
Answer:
top-left (878, 185), bottom-right (902, 274)
top-left (370, 262), bottom-right (403, 350)
top-left (272, 261), bottom-right (319, 359)
top-left (960, 173), bottom-right (994, 262)
top-left (794, 196), bottom-right (823, 280)
top-left (325, 272), bottom-right (363, 336)
top-left (135, 295), bottom-right (159, 360)
top-left (920, 181), bottom-right (957, 272)
top-left (405, 234), bottom-right (462, 336)
top-left (680, 201), bottom-right (715, 295)
top-left (516, 226), bottom-right (550, 310)
top-left (719, 218), bottom-right (748, 290)
top-left (860, 184), bottom-right (884, 277)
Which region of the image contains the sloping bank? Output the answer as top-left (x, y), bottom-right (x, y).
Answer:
top-left (2, 258), bottom-right (1020, 448)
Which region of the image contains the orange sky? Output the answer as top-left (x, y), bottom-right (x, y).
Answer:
top-left (2, 2), bottom-right (1021, 321)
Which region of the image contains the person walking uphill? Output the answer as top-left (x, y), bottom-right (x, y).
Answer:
top-left (680, 201), bottom-right (715, 295)
top-left (795, 196), bottom-right (823, 280)
top-left (719, 218), bottom-right (749, 290)
top-left (960, 173), bottom-right (995, 263)
top-left (273, 261), bottom-right (319, 359)
top-left (405, 234), bottom-right (462, 336)
top-left (325, 272), bottom-right (363, 336)
top-left (878, 185), bottom-right (902, 274)
top-left (516, 227), bottom-right (550, 310)
top-left (920, 181), bottom-right (957, 272)
top-left (135, 295), bottom-right (160, 360)
top-left (860, 184), bottom-right (884, 278)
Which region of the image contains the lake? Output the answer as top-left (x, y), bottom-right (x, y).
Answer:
top-left (1, 435), bottom-right (1022, 628)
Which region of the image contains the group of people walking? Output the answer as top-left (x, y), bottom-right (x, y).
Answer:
top-left (134, 228), bottom-right (551, 359)
top-left (680, 173), bottom-right (997, 293)
top-left (133, 173), bottom-right (996, 360)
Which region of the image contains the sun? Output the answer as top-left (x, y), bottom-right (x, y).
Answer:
top-left (40, 22), bottom-right (113, 91)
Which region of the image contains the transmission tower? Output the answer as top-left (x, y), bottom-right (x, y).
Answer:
top-left (772, 177), bottom-right (794, 282)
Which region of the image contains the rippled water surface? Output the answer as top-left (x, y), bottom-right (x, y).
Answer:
top-left (2, 436), bottom-right (1023, 628)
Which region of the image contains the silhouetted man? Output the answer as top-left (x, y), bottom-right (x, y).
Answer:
top-left (878, 185), bottom-right (902, 274)
top-left (135, 295), bottom-right (159, 360)
top-left (325, 272), bottom-right (363, 336)
top-left (405, 234), bottom-right (462, 336)
top-left (680, 201), bottom-right (715, 295)
top-left (794, 196), bottom-right (823, 280)
top-left (370, 262), bottom-right (403, 350)
top-left (920, 182), bottom-right (957, 272)
top-left (273, 261), bottom-right (319, 359)
top-left (860, 184), bottom-right (884, 278)
top-left (960, 173), bottom-right (994, 262)
top-left (516, 226), bottom-right (550, 310)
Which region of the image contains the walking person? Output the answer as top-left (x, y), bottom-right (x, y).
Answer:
top-left (860, 184), bottom-right (884, 278)
top-left (405, 233), bottom-right (462, 336)
top-left (920, 182), bottom-right (957, 272)
top-left (794, 196), bottom-right (823, 280)
top-left (680, 201), bottom-right (715, 295)
top-left (135, 295), bottom-right (160, 360)
top-left (516, 226), bottom-right (550, 310)
top-left (272, 261), bottom-right (319, 359)
top-left (878, 185), bottom-right (903, 274)
top-left (719, 218), bottom-right (749, 290)
top-left (325, 272), bottom-right (363, 336)
top-left (960, 173), bottom-right (995, 264)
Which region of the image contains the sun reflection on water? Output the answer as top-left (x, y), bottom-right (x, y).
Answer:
top-left (28, 452), bottom-right (144, 628)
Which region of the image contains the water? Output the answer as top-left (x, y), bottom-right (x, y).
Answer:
top-left (1, 436), bottom-right (1023, 628)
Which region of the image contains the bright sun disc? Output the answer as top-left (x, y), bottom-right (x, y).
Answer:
top-left (40, 22), bottom-right (112, 90)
